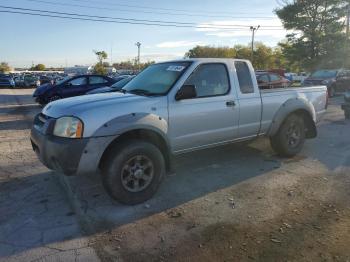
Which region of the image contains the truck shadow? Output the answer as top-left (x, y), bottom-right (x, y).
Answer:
top-left (64, 140), bottom-right (281, 233)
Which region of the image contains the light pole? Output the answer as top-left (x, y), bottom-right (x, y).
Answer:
top-left (250, 25), bottom-right (260, 64)
top-left (135, 42), bottom-right (141, 70)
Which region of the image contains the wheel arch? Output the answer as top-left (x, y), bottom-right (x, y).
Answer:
top-left (98, 128), bottom-right (172, 172)
top-left (268, 97), bottom-right (317, 139)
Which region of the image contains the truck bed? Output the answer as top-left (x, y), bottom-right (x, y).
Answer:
top-left (259, 86), bottom-right (328, 134)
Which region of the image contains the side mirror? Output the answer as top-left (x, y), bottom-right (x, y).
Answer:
top-left (175, 84), bottom-right (197, 101)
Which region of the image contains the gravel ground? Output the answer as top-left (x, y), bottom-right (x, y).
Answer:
top-left (0, 89), bottom-right (100, 262)
top-left (0, 88), bottom-right (349, 262)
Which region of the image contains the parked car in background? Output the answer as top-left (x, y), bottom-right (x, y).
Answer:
top-left (15, 75), bottom-right (41, 88)
top-left (33, 74), bottom-right (116, 104)
top-left (112, 74), bottom-right (133, 82)
top-left (285, 72), bottom-right (308, 83)
top-left (31, 58), bottom-right (327, 204)
top-left (256, 71), bottom-right (291, 89)
top-left (334, 70), bottom-right (350, 93)
top-left (303, 69), bottom-right (350, 97)
top-left (0, 75), bottom-right (15, 88)
top-left (86, 75), bottom-right (135, 95)
top-left (39, 75), bottom-right (54, 85)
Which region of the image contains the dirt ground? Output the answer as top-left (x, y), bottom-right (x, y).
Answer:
top-left (1, 89), bottom-right (349, 262)
top-left (93, 160), bottom-right (350, 262)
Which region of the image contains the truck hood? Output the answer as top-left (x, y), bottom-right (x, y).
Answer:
top-left (43, 92), bottom-right (154, 118)
top-left (43, 92), bottom-right (168, 137)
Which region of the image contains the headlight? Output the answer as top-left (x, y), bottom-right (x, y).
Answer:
top-left (322, 80), bottom-right (330, 85)
top-left (53, 116), bottom-right (83, 138)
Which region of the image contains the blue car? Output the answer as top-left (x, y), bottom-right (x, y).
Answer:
top-left (86, 75), bottom-right (135, 95)
top-left (0, 75), bottom-right (15, 88)
top-left (33, 74), bottom-right (116, 105)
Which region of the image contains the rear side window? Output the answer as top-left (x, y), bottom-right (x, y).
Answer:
top-left (68, 77), bottom-right (87, 86)
top-left (259, 74), bottom-right (269, 82)
top-left (185, 63), bottom-right (230, 98)
top-left (89, 76), bottom-right (108, 85)
top-left (235, 61), bottom-right (254, 94)
top-left (269, 74), bottom-right (280, 81)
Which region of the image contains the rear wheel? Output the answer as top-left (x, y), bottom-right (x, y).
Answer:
top-left (270, 114), bottom-right (306, 157)
top-left (101, 140), bottom-right (165, 205)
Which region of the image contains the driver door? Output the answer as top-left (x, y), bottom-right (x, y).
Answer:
top-left (61, 76), bottom-right (88, 98)
top-left (168, 63), bottom-right (239, 153)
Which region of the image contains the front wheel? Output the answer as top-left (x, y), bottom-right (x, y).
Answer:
top-left (101, 140), bottom-right (165, 205)
top-left (270, 114), bottom-right (306, 157)
top-left (48, 95), bottom-right (61, 103)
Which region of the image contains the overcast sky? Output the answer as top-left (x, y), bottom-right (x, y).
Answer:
top-left (0, 0), bottom-right (287, 67)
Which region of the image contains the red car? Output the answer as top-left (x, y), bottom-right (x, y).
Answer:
top-left (256, 71), bottom-right (291, 89)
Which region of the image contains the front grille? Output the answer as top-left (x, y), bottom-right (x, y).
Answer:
top-left (34, 113), bottom-right (54, 133)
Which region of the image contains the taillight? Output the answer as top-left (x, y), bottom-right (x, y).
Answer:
top-left (325, 90), bottom-right (329, 109)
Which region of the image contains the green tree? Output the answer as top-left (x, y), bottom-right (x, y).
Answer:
top-left (0, 62), bottom-right (11, 73)
top-left (94, 50), bottom-right (108, 64)
top-left (185, 46), bottom-right (235, 58)
top-left (93, 63), bottom-right (107, 75)
top-left (112, 60), bottom-right (155, 71)
top-left (93, 50), bottom-right (108, 75)
top-left (31, 64), bottom-right (46, 71)
top-left (276, 0), bottom-right (348, 71)
top-left (185, 44), bottom-right (287, 70)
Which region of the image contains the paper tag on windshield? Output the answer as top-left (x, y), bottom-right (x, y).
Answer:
top-left (167, 66), bottom-right (185, 72)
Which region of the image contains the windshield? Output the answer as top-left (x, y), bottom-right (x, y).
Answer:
top-left (310, 70), bottom-right (337, 79)
top-left (111, 76), bottom-right (134, 89)
top-left (123, 62), bottom-right (191, 95)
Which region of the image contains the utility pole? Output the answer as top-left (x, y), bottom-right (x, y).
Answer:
top-left (250, 25), bottom-right (260, 64)
top-left (110, 42), bottom-right (113, 66)
top-left (344, 4), bottom-right (350, 68)
top-left (135, 42), bottom-right (141, 71)
top-left (347, 4), bottom-right (350, 38)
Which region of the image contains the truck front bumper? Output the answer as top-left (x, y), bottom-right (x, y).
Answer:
top-left (30, 126), bottom-right (88, 175)
top-left (30, 122), bottom-right (117, 176)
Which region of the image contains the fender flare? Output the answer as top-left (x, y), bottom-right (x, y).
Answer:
top-left (92, 112), bottom-right (169, 142)
top-left (267, 97), bottom-right (317, 138)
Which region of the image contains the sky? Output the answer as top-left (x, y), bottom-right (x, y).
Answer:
top-left (0, 0), bottom-right (287, 68)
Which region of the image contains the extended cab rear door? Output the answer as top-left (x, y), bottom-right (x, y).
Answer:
top-left (168, 61), bottom-right (239, 153)
top-left (233, 61), bottom-right (262, 137)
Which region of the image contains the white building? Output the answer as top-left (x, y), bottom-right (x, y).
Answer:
top-left (64, 66), bottom-right (116, 75)
top-left (64, 66), bottom-right (93, 75)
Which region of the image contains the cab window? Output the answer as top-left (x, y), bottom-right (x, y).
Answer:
top-left (235, 61), bottom-right (254, 94)
top-left (184, 63), bottom-right (230, 98)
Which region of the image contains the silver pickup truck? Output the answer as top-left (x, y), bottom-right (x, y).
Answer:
top-left (31, 59), bottom-right (327, 204)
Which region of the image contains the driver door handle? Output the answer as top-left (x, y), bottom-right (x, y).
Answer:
top-left (226, 100), bottom-right (236, 107)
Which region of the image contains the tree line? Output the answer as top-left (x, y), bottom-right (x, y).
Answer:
top-left (186, 0), bottom-right (350, 72)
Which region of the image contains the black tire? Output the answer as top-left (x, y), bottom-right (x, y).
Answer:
top-left (101, 140), bottom-right (165, 205)
top-left (328, 86), bottom-right (336, 98)
top-left (345, 110), bottom-right (350, 119)
top-left (270, 114), bottom-right (306, 157)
